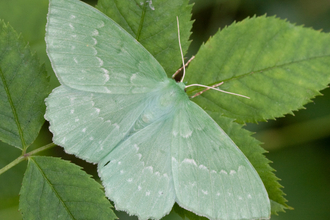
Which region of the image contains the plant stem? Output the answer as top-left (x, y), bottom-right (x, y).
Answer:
top-left (0, 142), bottom-right (56, 175)
top-left (0, 155), bottom-right (25, 176)
top-left (26, 142), bottom-right (56, 157)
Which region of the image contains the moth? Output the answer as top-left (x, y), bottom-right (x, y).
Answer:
top-left (45, 0), bottom-right (270, 219)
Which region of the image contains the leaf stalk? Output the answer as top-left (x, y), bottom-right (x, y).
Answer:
top-left (0, 142), bottom-right (56, 175)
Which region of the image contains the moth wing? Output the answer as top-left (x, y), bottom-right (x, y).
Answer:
top-left (45, 85), bottom-right (152, 163)
top-left (171, 100), bottom-right (271, 220)
top-left (46, 0), bottom-right (167, 94)
top-left (98, 117), bottom-right (176, 220)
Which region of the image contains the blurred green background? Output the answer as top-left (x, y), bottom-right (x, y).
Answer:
top-left (0, 0), bottom-right (329, 219)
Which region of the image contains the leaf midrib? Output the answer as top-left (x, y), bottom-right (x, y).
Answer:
top-left (136, 0), bottom-right (148, 41)
top-left (222, 54), bottom-right (330, 84)
top-left (0, 66), bottom-right (26, 149)
top-left (31, 157), bottom-right (77, 220)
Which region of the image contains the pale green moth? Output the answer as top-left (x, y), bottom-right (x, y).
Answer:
top-left (44, 0), bottom-right (271, 219)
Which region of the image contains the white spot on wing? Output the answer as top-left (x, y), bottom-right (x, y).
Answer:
top-left (130, 74), bottom-right (137, 83)
top-left (146, 191), bottom-right (150, 196)
top-left (69, 23), bottom-right (74, 30)
top-left (98, 20), bottom-right (105, 28)
top-left (91, 47), bottom-right (97, 55)
top-left (75, 118), bottom-right (79, 122)
top-left (127, 178), bottom-right (133, 182)
top-left (70, 109), bottom-right (74, 114)
top-left (73, 58), bottom-right (78, 63)
top-left (230, 170), bottom-right (236, 175)
top-left (199, 164), bottom-right (208, 170)
top-left (82, 128), bottom-right (86, 133)
top-left (70, 15), bottom-right (76, 19)
top-left (92, 29), bottom-right (99, 36)
top-left (96, 57), bottom-right (103, 66)
top-left (89, 137), bottom-right (94, 140)
top-left (182, 158), bottom-right (197, 167)
top-left (182, 130), bottom-right (192, 138)
top-left (104, 74), bottom-right (110, 82)
top-left (92, 37), bottom-right (97, 45)
top-left (220, 170), bottom-right (228, 175)
top-left (248, 194), bottom-right (252, 199)
top-left (202, 190), bottom-right (208, 195)
top-left (238, 165), bottom-right (245, 172)
top-left (133, 144), bottom-right (139, 151)
top-left (95, 108), bottom-right (100, 113)
top-left (101, 68), bottom-right (109, 74)
top-left (120, 170), bottom-right (124, 174)
top-left (144, 166), bottom-right (153, 173)
top-left (138, 185), bottom-right (142, 191)
top-left (172, 130), bottom-right (178, 137)
top-left (103, 87), bottom-right (111, 93)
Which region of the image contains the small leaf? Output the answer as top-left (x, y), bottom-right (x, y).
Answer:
top-left (185, 16), bottom-right (330, 123)
top-left (206, 111), bottom-right (291, 214)
top-left (0, 20), bottom-right (50, 149)
top-left (96, 0), bottom-right (193, 76)
top-left (19, 156), bottom-right (116, 220)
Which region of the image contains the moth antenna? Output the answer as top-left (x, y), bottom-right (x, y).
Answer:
top-left (186, 82), bottom-right (250, 99)
top-left (176, 16), bottom-right (186, 83)
top-left (172, 56), bottom-right (195, 79)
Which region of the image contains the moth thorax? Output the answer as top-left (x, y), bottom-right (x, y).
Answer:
top-left (158, 80), bottom-right (186, 106)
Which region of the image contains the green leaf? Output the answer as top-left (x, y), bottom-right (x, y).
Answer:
top-left (19, 156), bottom-right (117, 220)
top-left (173, 203), bottom-right (208, 220)
top-left (185, 16), bottom-right (330, 123)
top-left (0, 20), bottom-right (50, 149)
top-left (96, 0), bottom-right (193, 77)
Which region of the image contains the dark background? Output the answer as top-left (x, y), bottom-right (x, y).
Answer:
top-left (0, 0), bottom-right (329, 219)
